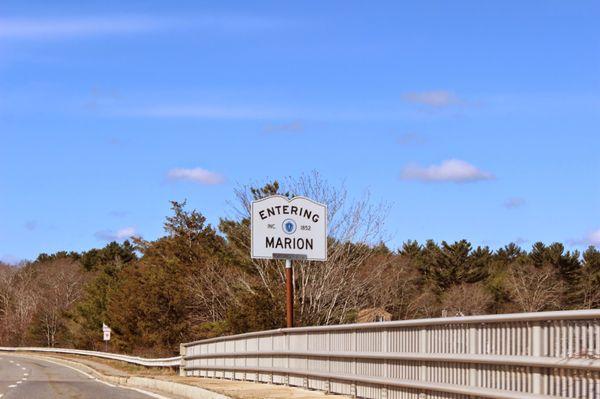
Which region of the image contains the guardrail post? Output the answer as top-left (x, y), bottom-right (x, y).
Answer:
top-left (531, 321), bottom-right (543, 394)
top-left (244, 337), bottom-right (248, 381)
top-left (468, 325), bottom-right (478, 386)
top-left (419, 327), bottom-right (426, 381)
top-left (325, 331), bottom-right (331, 393)
top-left (351, 328), bottom-right (357, 398)
top-left (269, 333), bottom-right (274, 384)
top-left (285, 331), bottom-right (290, 386)
top-left (381, 328), bottom-right (388, 399)
top-left (179, 344), bottom-right (186, 377)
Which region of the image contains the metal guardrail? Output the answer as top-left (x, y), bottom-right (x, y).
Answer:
top-left (181, 309), bottom-right (600, 399)
top-left (0, 347), bottom-right (182, 367)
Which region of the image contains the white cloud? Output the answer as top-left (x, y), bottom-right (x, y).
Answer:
top-left (95, 226), bottom-right (136, 241)
top-left (397, 132), bottom-right (426, 146)
top-left (571, 229), bottom-right (600, 248)
top-left (0, 15), bottom-right (286, 40)
top-left (400, 159), bottom-right (494, 183)
top-left (0, 16), bottom-right (165, 39)
top-left (109, 210), bottom-right (129, 218)
top-left (568, 229), bottom-right (600, 247)
top-left (586, 229), bottom-right (600, 247)
top-left (167, 167), bottom-right (225, 185)
top-left (264, 121), bottom-right (304, 134)
top-left (129, 104), bottom-right (294, 120)
top-left (403, 91), bottom-right (461, 108)
top-left (0, 254), bottom-right (22, 265)
top-left (503, 197), bottom-right (526, 209)
top-left (119, 101), bottom-right (421, 122)
top-left (24, 220), bottom-right (38, 231)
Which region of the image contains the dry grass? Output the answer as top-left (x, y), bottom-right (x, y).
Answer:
top-left (29, 352), bottom-right (177, 376)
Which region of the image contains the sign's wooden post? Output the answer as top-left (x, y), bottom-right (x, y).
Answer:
top-left (285, 259), bottom-right (293, 328)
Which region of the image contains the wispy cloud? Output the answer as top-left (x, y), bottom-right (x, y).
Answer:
top-left (24, 220), bottom-right (38, 231)
top-left (263, 121), bottom-right (304, 134)
top-left (0, 16), bottom-right (165, 39)
top-left (0, 254), bottom-right (23, 265)
top-left (503, 197), bottom-right (526, 209)
top-left (94, 226), bottom-right (137, 242)
top-left (84, 87), bottom-right (121, 110)
top-left (128, 104), bottom-right (295, 120)
top-left (109, 210), bottom-right (129, 218)
top-left (569, 229), bottom-right (600, 247)
top-left (167, 167), bottom-right (225, 185)
top-left (400, 159), bottom-right (494, 183)
top-left (122, 102), bottom-right (422, 122)
top-left (403, 91), bottom-right (462, 108)
top-left (0, 15), bottom-right (287, 40)
top-left (589, 230), bottom-right (600, 247)
top-left (397, 132), bottom-right (426, 146)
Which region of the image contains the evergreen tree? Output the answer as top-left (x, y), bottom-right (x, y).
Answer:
top-left (426, 240), bottom-right (488, 290)
top-left (574, 246), bottom-right (600, 309)
top-left (71, 241), bottom-right (137, 349)
top-left (495, 243), bottom-right (526, 263)
top-left (106, 201), bottom-right (227, 354)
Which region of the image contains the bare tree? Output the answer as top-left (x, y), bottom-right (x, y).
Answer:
top-left (575, 265), bottom-right (600, 309)
top-left (407, 289), bottom-right (439, 319)
top-left (361, 256), bottom-right (425, 320)
top-left (440, 283), bottom-right (493, 316)
top-left (505, 263), bottom-right (564, 313)
top-left (185, 259), bottom-right (243, 325)
top-left (0, 263), bottom-right (40, 345)
top-left (34, 259), bottom-right (85, 347)
top-left (0, 264), bottom-right (15, 342)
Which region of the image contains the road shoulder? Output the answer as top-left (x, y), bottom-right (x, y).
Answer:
top-left (9, 353), bottom-right (348, 399)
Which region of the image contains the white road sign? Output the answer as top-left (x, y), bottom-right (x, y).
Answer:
top-left (251, 195), bottom-right (327, 261)
top-left (102, 323), bottom-right (111, 341)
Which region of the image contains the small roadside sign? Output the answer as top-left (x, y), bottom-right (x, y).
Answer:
top-left (102, 323), bottom-right (111, 341)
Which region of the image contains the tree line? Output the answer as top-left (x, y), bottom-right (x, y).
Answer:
top-left (1, 174), bottom-right (598, 356)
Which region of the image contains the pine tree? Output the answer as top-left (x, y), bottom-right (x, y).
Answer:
top-left (426, 240), bottom-right (489, 290)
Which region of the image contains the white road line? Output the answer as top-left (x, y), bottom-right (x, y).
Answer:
top-left (16, 381), bottom-right (22, 385)
top-left (21, 367), bottom-right (26, 370)
top-left (24, 373), bottom-right (29, 376)
top-left (8, 385), bottom-right (16, 388)
top-left (129, 387), bottom-right (173, 399)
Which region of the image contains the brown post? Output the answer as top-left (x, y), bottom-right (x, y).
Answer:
top-left (285, 259), bottom-right (294, 328)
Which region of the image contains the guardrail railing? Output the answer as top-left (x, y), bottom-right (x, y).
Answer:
top-left (0, 347), bottom-right (182, 368)
top-left (181, 309), bottom-right (600, 399)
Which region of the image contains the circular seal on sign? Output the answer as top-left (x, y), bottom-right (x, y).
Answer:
top-left (282, 219), bottom-right (297, 234)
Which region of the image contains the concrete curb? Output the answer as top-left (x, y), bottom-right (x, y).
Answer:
top-left (12, 353), bottom-right (229, 399)
top-left (127, 376), bottom-right (229, 399)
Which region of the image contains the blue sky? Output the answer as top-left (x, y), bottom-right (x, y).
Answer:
top-left (1, 1), bottom-right (599, 262)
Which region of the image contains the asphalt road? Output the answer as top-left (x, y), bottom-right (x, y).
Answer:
top-left (0, 354), bottom-right (162, 399)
